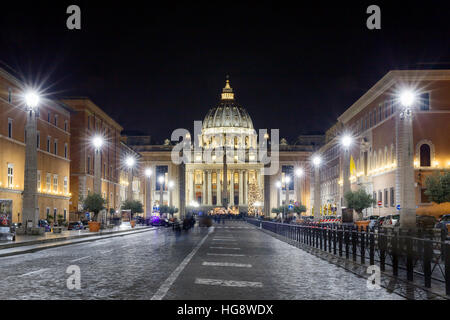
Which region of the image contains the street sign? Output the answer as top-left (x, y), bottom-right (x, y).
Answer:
top-left (377, 200), bottom-right (382, 207)
top-left (288, 204), bottom-right (293, 210)
top-left (396, 204), bottom-right (401, 211)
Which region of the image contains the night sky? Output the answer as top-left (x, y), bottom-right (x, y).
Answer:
top-left (1, 1), bottom-right (449, 143)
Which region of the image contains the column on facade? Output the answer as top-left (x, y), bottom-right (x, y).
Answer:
top-left (229, 169), bottom-right (234, 206)
top-left (257, 169), bottom-right (262, 194)
top-left (189, 170), bottom-right (194, 204)
top-left (207, 170), bottom-right (212, 205)
top-left (238, 170), bottom-right (243, 205)
top-left (216, 169), bottom-right (222, 206)
top-left (342, 148), bottom-right (351, 208)
top-left (313, 166), bottom-right (321, 221)
top-left (202, 170), bottom-right (207, 205)
top-left (243, 170), bottom-right (248, 205)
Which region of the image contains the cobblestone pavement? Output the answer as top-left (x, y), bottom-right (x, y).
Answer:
top-left (0, 221), bottom-right (404, 300)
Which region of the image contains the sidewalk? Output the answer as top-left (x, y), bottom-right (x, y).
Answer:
top-left (0, 224), bottom-right (156, 258)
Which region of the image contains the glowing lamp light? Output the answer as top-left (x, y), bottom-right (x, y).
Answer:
top-left (285, 176), bottom-right (291, 184)
top-left (312, 155), bottom-right (322, 166)
top-left (275, 181), bottom-right (282, 188)
top-left (25, 91), bottom-right (40, 110)
top-left (92, 135), bottom-right (104, 149)
top-left (158, 176), bottom-right (165, 184)
top-left (125, 156), bottom-right (135, 168)
top-left (145, 168), bottom-right (152, 177)
top-left (400, 90), bottom-right (416, 107)
top-left (341, 135), bottom-right (352, 148)
top-left (168, 180), bottom-right (174, 189)
top-left (295, 168), bottom-right (304, 177)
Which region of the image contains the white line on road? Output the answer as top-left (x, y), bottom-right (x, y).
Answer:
top-left (151, 227), bottom-right (214, 300)
top-left (195, 278), bottom-right (263, 288)
top-left (70, 256), bottom-right (90, 262)
top-left (209, 247), bottom-right (241, 250)
top-left (212, 239), bottom-right (236, 241)
top-left (19, 268), bottom-right (48, 277)
top-left (202, 262), bottom-right (252, 268)
top-left (100, 249), bottom-right (113, 254)
top-left (206, 253), bottom-right (245, 257)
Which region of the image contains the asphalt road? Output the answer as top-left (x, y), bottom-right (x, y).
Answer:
top-left (0, 221), bottom-right (404, 300)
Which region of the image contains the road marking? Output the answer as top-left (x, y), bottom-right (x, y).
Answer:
top-left (195, 278), bottom-right (263, 288)
top-left (209, 247), bottom-right (241, 250)
top-left (212, 239), bottom-right (236, 241)
top-left (70, 256), bottom-right (90, 262)
top-left (206, 253), bottom-right (245, 257)
top-left (19, 268), bottom-right (48, 277)
top-left (151, 227), bottom-right (214, 300)
top-left (202, 262), bottom-right (252, 268)
top-left (100, 249), bottom-right (113, 254)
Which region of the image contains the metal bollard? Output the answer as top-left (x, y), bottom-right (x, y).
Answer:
top-left (321, 228), bottom-right (325, 251)
top-left (445, 243), bottom-right (450, 295)
top-left (333, 227), bottom-right (337, 255)
top-left (369, 231), bottom-right (375, 266)
top-left (338, 228), bottom-right (343, 257)
top-left (345, 229), bottom-right (350, 259)
top-left (379, 231), bottom-right (386, 272)
top-left (328, 227), bottom-right (332, 253)
top-left (406, 234), bottom-right (414, 282)
top-left (360, 230), bottom-right (365, 264)
top-left (352, 228), bottom-right (357, 262)
top-left (392, 233), bottom-right (398, 277)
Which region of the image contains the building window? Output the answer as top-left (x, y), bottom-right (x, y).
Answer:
top-left (64, 209), bottom-right (67, 221)
top-left (369, 112), bottom-right (372, 127)
top-left (7, 88), bottom-right (12, 103)
top-left (37, 131), bottom-right (40, 148)
top-left (282, 165), bottom-right (294, 190)
top-left (156, 165), bottom-right (168, 190)
top-left (110, 166), bottom-right (113, 179)
top-left (103, 163), bottom-right (106, 179)
top-left (421, 188), bottom-right (430, 203)
top-left (54, 139), bottom-right (58, 155)
top-left (53, 208), bottom-right (57, 222)
top-left (8, 118), bottom-right (12, 138)
top-left (47, 137), bottom-right (51, 152)
top-left (54, 114), bottom-right (58, 127)
top-left (46, 208), bottom-right (50, 220)
top-left (64, 120), bottom-right (68, 131)
top-left (87, 156), bottom-right (91, 174)
top-left (378, 191), bottom-right (382, 207)
top-left (37, 171), bottom-right (41, 190)
top-left (419, 92), bottom-right (430, 111)
top-left (7, 164), bottom-right (14, 188)
top-left (53, 175), bottom-right (58, 192)
top-left (384, 101), bottom-right (389, 118)
top-left (420, 144), bottom-right (431, 167)
top-left (379, 105), bottom-right (382, 122)
top-left (384, 189), bottom-right (388, 207)
top-left (47, 112), bottom-right (51, 122)
top-left (373, 109), bottom-right (377, 125)
top-left (64, 176), bottom-right (68, 194)
top-left (390, 187), bottom-right (395, 207)
top-left (64, 143), bottom-right (68, 158)
top-left (46, 173), bottom-right (51, 191)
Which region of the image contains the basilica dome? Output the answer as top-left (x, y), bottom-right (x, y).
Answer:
top-left (202, 79), bottom-right (254, 130)
top-left (201, 78), bottom-right (257, 149)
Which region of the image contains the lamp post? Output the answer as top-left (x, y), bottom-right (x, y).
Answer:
top-left (145, 168), bottom-right (152, 219)
top-left (340, 134), bottom-right (352, 212)
top-left (295, 167), bottom-right (304, 205)
top-left (22, 91), bottom-right (40, 229)
top-left (158, 175), bottom-right (165, 208)
top-left (125, 156), bottom-right (135, 201)
top-left (275, 181), bottom-right (282, 222)
top-left (168, 180), bottom-right (175, 208)
top-left (397, 89), bottom-right (417, 229)
top-left (92, 135), bottom-right (104, 223)
top-left (285, 175), bottom-right (291, 208)
top-left (312, 155), bottom-right (322, 221)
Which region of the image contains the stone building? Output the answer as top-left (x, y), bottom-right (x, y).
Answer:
top-left (312, 70), bottom-right (450, 219)
top-left (0, 67), bottom-right (71, 223)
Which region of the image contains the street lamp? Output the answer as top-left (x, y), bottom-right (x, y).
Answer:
top-left (295, 167), bottom-right (304, 207)
top-left (340, 134), bottom-right (353, 213)
top-left (92, 135), bottom-right (104, 196)
top-left (340, 134), bottom-right (352, 149)
top-left (158, 175), bottom-right (165, 210)
top-left (168, 180), bottom-right (174, 208)
top-left (275, 181), bottom-right (283, 222)
top-left (23, 90), bottom-right (40, 229)
top-left (312, 154), bottom-right (322, 221)
top-left (397, 89), bottom-right (417, 228)
top-left (285, 175), bottom-right (291, 208)
top-left (144, 168), bottom-right (152, 218)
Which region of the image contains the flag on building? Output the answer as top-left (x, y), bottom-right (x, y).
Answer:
top-left (350, 155), bottom-right (356, 176)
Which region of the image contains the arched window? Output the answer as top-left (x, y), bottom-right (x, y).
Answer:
top-left (420, 144), bottom-right (431, 167)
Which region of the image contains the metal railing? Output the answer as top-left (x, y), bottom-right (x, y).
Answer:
top-left (247, 219), bottom-right (450, 295)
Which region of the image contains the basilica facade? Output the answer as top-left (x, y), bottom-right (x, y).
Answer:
top-left (124, 80), bottom-right (317, 218)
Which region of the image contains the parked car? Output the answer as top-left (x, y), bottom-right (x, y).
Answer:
top-left (383, 214), bottom-right (400, 227)
top-left (435, 214), bottom-right (450, 234)
top-left (68, 221), bottom-right (84, 230)
top-left (38, 219), bottom-right (51, 232)
top-left (374, 216), bottom-right (387, 228)
top-left (135, 216), bottom-right (145, 225)
top-left (416, 215), bottom-right (438, 230)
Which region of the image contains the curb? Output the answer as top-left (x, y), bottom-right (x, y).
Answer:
top-left (0, 226), bottom-right (152, 250)
top-left (0, 227), bottom-right (157, 258)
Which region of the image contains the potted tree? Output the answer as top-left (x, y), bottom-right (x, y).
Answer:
top-left (82, 193), bottom-right (106, 232)
top-left (344, 189), bottom-right (375, 231)
top-left (121, 199), bottom-right (143, 228)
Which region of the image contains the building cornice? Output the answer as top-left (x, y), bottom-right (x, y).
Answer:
top-left (338, 70), bottom-right (450, 124)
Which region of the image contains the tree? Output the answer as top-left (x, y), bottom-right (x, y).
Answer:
top-left (425, 172), bottom-right (450, 204)
top-left (56, 214), bottom-right (64, 226)
top-left (344, 189), bottom-right (375, 220)
top-left (121, 200), bottom-right (143, 219)
top-left (271, 207), bottom-right (281, 214)
top-left (83, 193), bottom-right (106, 222)
top-left (293, 204), bottom-right (307, 215)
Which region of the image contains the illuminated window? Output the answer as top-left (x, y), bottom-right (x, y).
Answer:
top-left (53, 175), bottom-right (58, 192)
top-left (46, 173), bottom-right (51, 191)
top-left (47, 136), bottom-right (51, 152)
top-left (7, 164), bottom-right (14, 187)
top-left (54, 139), bottom-right (58, 155)
top-left (420, 144), bottom-right (431, 167)
top-left (419, 92), bottom-right (430, 111)
top-left (37, 171), bottom-right (41, 190)
top-left (64, 143), bottom-right (68, 158)
top-left (64, 176), bottom-right (68, 194)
